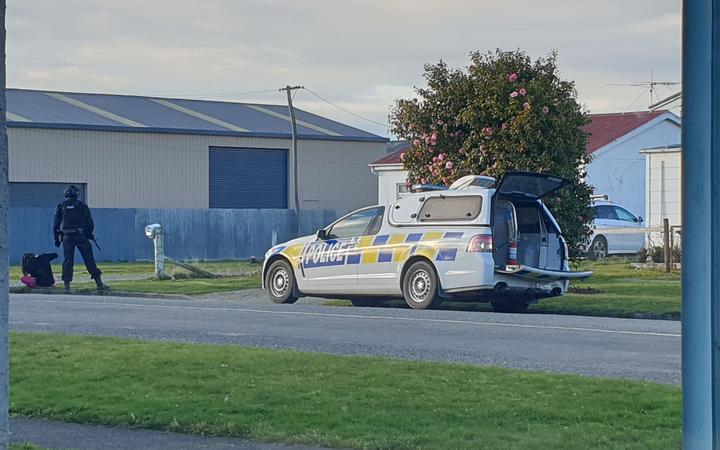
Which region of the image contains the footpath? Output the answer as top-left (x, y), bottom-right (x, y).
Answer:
top-left (10, 417), bottom-right (330, 450)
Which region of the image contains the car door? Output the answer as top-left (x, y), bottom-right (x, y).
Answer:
top-left (593, 205), bottom-right (622, 253)
top-left (300, 206), bottom-right (384, 294)
top-left (613, 206), bottom-right (644, 253)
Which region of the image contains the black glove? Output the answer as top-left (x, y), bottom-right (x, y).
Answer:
top-left (54, 237), bottom-right (61, 248)
top-left (87, 233), bottom-right (95, 242)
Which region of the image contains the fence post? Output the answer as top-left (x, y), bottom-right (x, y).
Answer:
top-left (663, 218), bottom-right (671, 273)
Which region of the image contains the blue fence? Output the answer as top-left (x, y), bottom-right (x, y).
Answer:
top-left (9, 207), bottom-right (347, 264)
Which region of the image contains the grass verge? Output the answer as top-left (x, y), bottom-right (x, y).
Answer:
top-left (11, 276), bottom-right (260, 296)
top-left (11, 332), bottom-right (680, 449)
top-left (325, 259), bottom-right (681, 320)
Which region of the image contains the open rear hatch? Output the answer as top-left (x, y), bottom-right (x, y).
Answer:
top-left (493, 171), bottom-right (592, 281)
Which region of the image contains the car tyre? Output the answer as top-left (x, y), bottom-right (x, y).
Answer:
top-left (402, 261), bottom-right (440, 310)
top-left (491, 298), bottom-right (530, 313)
top-left (265, 259), bottom-right (299, 304)
top-left (587, 235), bottom-right (608, 261)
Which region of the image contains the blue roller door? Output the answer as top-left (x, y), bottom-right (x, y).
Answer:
top-left (10, 182), bottom-right (86, 208)
top-left (209, 147), bottom-right (288, 209)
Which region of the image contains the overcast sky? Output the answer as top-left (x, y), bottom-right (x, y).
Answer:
top-left (7, 0), bottom-right (681, 137)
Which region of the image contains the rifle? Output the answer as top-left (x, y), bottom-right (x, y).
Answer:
top-left (89, 235), bottom-right (102, 252)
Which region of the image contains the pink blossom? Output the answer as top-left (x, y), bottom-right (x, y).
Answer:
top-left (523, 102), bottom-right (530, 110)
top-left (422, 132), bottom-right (428, 139)
top-left (510, 91), bottom-right (519, 98)
top-left (508, 72), bottom-right (518, 82)
top-left (445, 161), bottom-right (454, 170)
top-left (424, 136), bottom-right (431, 145)
top-left (542, 106), bottom-right (549, 114)
top-left (400, 152), bottom-right (406, 161)
top-left (482, 127), bottom-right (493, 136)
top-left (501, 122), bottom-right (508, 130)
top-left (454, 130), bottom-right (462, 138)
top-left (413, 139), bottom-right (421, 147)
top-left (436, 119), bottom-right (444, 125)
top-left (430, 137), bottom-right (437, 146)
top-left (554, 196), bottom-right (561, 204)
top-left (442, 177), bottom-right (449, 184)
top-left (438, 153), bottom-right (445, 161)
top-left (519, 87), bottom-right (527, 96)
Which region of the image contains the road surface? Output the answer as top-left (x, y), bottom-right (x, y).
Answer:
top-left (10, 290), bottom-right (681, 384)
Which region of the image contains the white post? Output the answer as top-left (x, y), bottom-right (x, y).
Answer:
top-left (0, 2), bottom-right (9, 448)
top-left (154, 229), bottom-right (165, 278)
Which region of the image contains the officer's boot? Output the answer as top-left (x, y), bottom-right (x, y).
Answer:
top-left (95, 275), bottom-right (108, 292)
top-left (63, 281), bottom-right (71, 292)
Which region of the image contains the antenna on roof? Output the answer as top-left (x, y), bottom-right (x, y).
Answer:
top-left (606, 69), bottom-right (680, 110)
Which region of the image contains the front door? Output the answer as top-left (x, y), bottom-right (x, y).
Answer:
top-left (300, 207), bottom-right (384, 294)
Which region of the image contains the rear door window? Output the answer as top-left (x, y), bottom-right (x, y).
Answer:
top-left (594, 205), bottom-right (617, 220)
top-left (418, 196), bottom-right (482, 222)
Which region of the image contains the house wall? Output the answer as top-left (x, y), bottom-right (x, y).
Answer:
top-left (374, 166), bottom-right (409, 205)
top-left (8, 128), bottom-right (385, 211)
top-left (645, 149), bottom-right (682, 228)
top-left (585, 119), bottom-right (681, 217)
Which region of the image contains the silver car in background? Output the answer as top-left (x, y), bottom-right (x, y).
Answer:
top-left (586, 200), bottom-right (645, 260)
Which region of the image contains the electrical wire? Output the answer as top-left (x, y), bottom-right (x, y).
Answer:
top-left (301, 87), bottom-right (391, 128)
top-left (622, 88), bottom-right (651, 114)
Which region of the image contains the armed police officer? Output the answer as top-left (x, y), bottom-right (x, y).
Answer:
top-left (53, 185), bottom-right (107, 291)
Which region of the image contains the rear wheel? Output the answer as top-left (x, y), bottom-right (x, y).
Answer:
top-left (402, 261), bottom-right (440, 310)
top-left (587, 236), bottom-right (608, 261)
top-left (491, 298), bottom-right (530, 313)
top-left (265, 259), bottom-right (299, 304)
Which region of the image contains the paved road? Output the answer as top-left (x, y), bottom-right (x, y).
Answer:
top-left (10, 290), bottom-right (681, 384)
top-left (10, 417), bottom-right (327, 450)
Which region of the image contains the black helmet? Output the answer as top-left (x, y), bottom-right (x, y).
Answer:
top-left (64, 185), bottom-right (79, 198)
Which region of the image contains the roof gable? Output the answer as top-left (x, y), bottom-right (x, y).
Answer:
top-left (583, 110), bottom-right (679, 154)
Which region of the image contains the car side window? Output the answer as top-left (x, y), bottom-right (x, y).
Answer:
top-left (594, 205), bottom-right (617, 220)
top-left (613, 207), bottom-right (637, 222)
top-left (326, 207), bottom-right (384, 239)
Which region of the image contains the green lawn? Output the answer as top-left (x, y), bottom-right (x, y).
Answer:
top-left (10, 332), bottom-right (680, 449)
top-left (326, 259), bottom-right (681, 319)
top-left (10, 259), bottom-right (259, 280)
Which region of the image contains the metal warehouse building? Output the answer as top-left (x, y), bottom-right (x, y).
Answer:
top-left (7, 89), bottom-right (387, 210)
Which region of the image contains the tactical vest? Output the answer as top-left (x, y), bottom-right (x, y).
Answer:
top-left (61, 200), bottom-right (85, 230)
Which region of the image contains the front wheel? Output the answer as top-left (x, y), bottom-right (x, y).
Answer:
top-left (587, 236), bottom-right (608, 261)
top-left (402, 261), bottom-right (440, 310)
top-left (265, 260), bottom-right (299, 304)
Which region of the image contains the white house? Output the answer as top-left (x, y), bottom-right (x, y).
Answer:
top-left (370, 111), bottom-right (681, 217)
top-left (640, 145), bottom-right (681, 229)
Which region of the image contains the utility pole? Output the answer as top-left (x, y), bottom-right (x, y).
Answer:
top-left (0, 1), bottom-right (9, 448)
top-left (279, 85), bottom-right (303, 218)
top-left (682, 0), bottom-right (717, 447)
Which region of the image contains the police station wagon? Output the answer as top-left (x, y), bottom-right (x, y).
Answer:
top-left (263, 172), bottom-right (592, 313)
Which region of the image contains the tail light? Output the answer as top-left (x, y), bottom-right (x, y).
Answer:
top-left (467, 234), bottom-right (493, 253)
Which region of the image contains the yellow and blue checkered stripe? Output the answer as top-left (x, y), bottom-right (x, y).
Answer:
top-left (345, 231), bottom-right (464, 265)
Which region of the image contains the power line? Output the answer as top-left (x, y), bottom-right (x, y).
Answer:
top-left (301, 87), bottom-right (391, 128)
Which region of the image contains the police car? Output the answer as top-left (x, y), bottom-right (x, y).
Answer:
top-left (263, 172), bottom-right (592, 313)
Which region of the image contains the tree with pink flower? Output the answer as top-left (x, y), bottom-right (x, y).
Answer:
top-left (390, 49), bottom-right (594, 254)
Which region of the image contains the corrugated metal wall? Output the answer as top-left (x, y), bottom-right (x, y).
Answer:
top-left (9, 207), bottom-right (347, 264)
top-left (209, 147), bottom-right (287, 208)
top-left (9, 128), bottom-right (386, 211)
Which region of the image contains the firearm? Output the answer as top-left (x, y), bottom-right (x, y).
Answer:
top-left (88, 234), bottom-right (102, 252)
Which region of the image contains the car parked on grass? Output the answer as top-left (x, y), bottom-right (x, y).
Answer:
top-left (263, 172), bottom-right (592, 313)
top-left (586, 200), bottom-right (645, 260)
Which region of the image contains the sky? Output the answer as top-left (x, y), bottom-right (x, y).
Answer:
top-left (7, 0), bottom-right (682, 138)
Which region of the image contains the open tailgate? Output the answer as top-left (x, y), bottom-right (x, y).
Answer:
top-left (495, 265), bottom-right (593, 281)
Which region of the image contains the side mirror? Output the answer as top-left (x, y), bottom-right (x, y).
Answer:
top-left (637, 216), bottom-right (644, 223)
top-left (316, 229), bottom-right (327, 240)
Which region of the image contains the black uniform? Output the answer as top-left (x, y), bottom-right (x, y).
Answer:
top-left (53, 197), bottom-right (102, 284)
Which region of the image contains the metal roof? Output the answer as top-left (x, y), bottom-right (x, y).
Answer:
top-left (6, 89), bottom-right (387, 143)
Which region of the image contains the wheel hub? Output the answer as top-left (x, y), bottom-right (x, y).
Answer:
top-left (409, 270), bottom-right (431, 303)
top-left (271, 268), bottom-right (289, 297)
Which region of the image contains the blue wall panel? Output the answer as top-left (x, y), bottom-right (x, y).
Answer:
top-left (10, 207), bottom-right (347, 264)
top-left (209, 147), bottom-right (288, 209)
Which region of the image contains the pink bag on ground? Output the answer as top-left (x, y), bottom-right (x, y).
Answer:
top-left (20, 275), bottom-right (37, 288)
